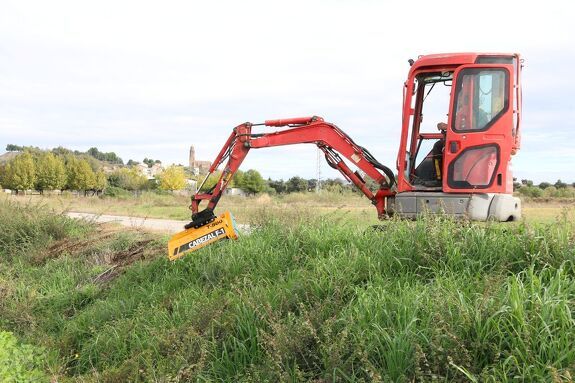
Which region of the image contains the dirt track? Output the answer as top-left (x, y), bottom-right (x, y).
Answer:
top-left (66, 212), bottom-right (250, 234)
top-left (66, 212), bottom-right (190, 233)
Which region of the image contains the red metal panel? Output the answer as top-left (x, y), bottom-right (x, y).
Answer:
top-left (443, 64), bottom-right (515, 194)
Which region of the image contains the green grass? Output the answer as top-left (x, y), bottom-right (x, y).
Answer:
top-left (1, 200), bottom-right (575, 381)
top-left (5, 191), bottom-right (573, 225)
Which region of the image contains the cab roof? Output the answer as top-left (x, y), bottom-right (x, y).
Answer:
top-left (410, 52), bottom-right (518, 73)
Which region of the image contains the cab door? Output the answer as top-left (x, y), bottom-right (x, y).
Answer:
top-left (443, 64), bottom-right (515, 193)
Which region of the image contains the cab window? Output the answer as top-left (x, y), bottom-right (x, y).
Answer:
top-left (452, 68), bottom-right (508, 132)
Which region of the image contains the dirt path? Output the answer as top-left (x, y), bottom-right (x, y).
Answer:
top-left (66, 212), bottom-right (250, 234)
top-left (66, 212), bottom-right (191, 233)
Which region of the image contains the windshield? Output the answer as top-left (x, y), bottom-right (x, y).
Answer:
top-left (417, 72), bottom-right (453, 134)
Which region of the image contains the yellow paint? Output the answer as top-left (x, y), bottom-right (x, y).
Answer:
top-left (434, 159), bottom-right (441, 180)
top-left (167, 211), bottom-right (239, 260)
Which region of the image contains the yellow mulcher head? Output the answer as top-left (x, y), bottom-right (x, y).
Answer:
top-left (168, 211), bottom-right (239, 261)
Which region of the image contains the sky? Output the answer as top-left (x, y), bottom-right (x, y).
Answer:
top-left (1, 0), bottom-right (574, 183)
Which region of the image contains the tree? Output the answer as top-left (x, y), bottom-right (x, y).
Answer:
top-left (538, 182), bottom-right (551, 189)
top-left (323, 178), bottom-right (347, 193)
top-left (3, 152), bottom-right (36, 193)
top-left (307, 179), bottom-right (317, 191)
top-left (52, 146), bottom-right (73, 157)
top-left (86, 147), bottom-right (123, 164)
top-left (268, 178), bottom-right (286, 194)
top-left (237, 169), bottom-right (265, 194)
top-left (66, 157), bottom-right (96, 192)
top-left (5, 144), bottom-right (23, 152)
top-left (93, 171), bottom-right (108, 194)
top-left (230, 170), bottom-right (244, 188)
top-left (197, 170), bottom-right (222, 192)
top-left (108, 168), bottom-right (148, 191)
top-left (126, 159), bottom-right (139, 167)
top-left (34, 152), bottom-right (66, 193)
top-left (521, 179), bottom-right (533, 187)
top-left (159, 165), bottom-right (186, 191)
top-left (143, 158), bottom-right (161, 168)
top-left (286, 176), bottom-right (308, 193)
top-left (554, 179), bottom-right (567, 189)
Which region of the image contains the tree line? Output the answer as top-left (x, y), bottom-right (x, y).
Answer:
top-left (7, 144), bottom-right (124, 164)
top-left (199, 170), bottom-right (349, 195)
top-left (0, 151), bottom-right (108, 195)
top-left (515, 179), bottom-right (575, 198)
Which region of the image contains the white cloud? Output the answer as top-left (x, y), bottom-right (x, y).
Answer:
top-left (0, 0), bottom-right (574, 183)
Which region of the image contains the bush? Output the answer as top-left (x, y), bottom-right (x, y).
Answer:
top-left (0, 331), bottom-right (47, 382)
top-left (0, 201), bottom-right (90, 259)
top-left (103, 186), bottom-right (132, 198)
top-left (518, 185), bottom-right (543, 198)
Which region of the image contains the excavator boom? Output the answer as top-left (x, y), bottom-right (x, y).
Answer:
top-left (167, 116), bottom-right (395, 259)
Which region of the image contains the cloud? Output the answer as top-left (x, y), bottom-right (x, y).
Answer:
top-left (0, 0), bottom-right (574, 183)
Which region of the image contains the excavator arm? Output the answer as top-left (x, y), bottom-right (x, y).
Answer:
top-left (168, 116), bottom-right (396, 260)
top-left (188, 116), bottom-right (396, 229)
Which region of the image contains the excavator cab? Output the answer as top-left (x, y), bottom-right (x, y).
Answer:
top-left (407, 71), bottom-right (453, 188)
top-left (392, 53), bottom-right (522, 221)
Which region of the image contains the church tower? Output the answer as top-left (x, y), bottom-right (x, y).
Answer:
top-left (189, 145), bottom-right (200, 175)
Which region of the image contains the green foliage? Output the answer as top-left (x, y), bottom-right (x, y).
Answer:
top-left (102, 185), bottom-right (132, 198)
top-left (2, 152), bottom-right (36, 192)
top-left (65, 156), bottom-right (96, 191)
top-left (86, 147), bottom-right (123, 164)
top-left (521, 179), bottom-right (533, 187)
top-left (0, 200), bottom-right (90, 259)
top-left (519, 185), bottom-right (575, 199)
top-left (143, 158), bottom-right (161, 168)
top-left (0, 331), bottom-right (47, 382)
top-left (268, 178), bottom-right (287, 194)
top-left (286, 176), bottom-right (308, 193)
top-left (108, 168), bottom-right (148, 191)
top-left (2, 198), bottom-right (575, 381)
top-left (198, 170), bottom-right (221, 192)
top-left (94, 170), bottom-right (108, 191)
top-left (34, 152), bottom-right (66, 192)
top-left (158, 165), bottom-right (186, 191)
top-left (5, 144), bottom-right (23, 152)
top-left (517, 185), bottom-right (543, 198)
top-left (236, 169), bottom-right (266, 194)
top-left (230, 169), bottom-right (244, 188)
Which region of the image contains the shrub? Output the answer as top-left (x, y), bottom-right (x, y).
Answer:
top-left (103, 186), bottom-right (132, 198)
top-left (0, 331), bottom-right (47, 382)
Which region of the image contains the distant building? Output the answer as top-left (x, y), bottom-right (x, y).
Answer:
top-left (225, 187), bottom-right (247, 196)
top-left (137, 163), bottom-right (164, 180)
top-left (189, 146), bottom-right (211, 175)
top-left (101, 164), bottom-right (123, 174)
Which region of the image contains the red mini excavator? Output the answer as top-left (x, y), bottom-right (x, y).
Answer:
top-left (168, 52), bottom-right (523, 260)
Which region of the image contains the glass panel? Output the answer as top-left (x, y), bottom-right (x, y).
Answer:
top-left (448, 145), bottom-right (499, 188)
top-left (475, 56), bottom-right (513, 64)
top-left (412, 139), bottom-right (443, 186)
top-left (453, 69), bottom-right (508, 132)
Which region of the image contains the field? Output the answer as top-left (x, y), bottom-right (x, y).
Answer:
top-left (4, 191), bottom-right (574, 224)
top-left (1, 194), bottom-right (575, 382)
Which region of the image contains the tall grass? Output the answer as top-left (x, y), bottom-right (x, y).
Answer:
top-left (1, 200), bottom-right (574, 381)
